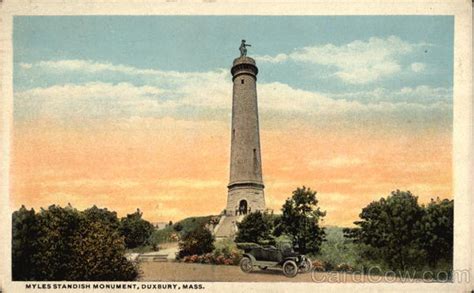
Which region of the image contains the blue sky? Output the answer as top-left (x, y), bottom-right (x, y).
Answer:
top-left (14, 16), bottom-right (453, 91)
top-left (13, 16), bottom-right (453, 130)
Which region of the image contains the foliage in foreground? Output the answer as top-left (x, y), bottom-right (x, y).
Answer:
top-left (148, 216), bottom-right (215, 248)
top-left (177, 224), bottom-right (215, 259)
top-left (313, 226), bottom-right (452, 280)
top-left (235, 210), bottom-right (275, 244)
top-left (274, 186), bottom-right (326, 254)
top-left (119, 209), bottom-right (154, 249)
top-left (233, 186), bottom-right (326, 255)
top-left (344, 190), bottom-right (453, 272)
top-left (12, 205), bottom-right (140, 281)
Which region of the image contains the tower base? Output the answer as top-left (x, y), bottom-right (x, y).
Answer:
top-left (225, 184), bottom-right (265, 216)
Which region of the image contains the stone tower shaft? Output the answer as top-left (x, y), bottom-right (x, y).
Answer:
top-left (226, 56), bottom-right (265, 215)
top-left (229, 57), bottom-right (263, 187)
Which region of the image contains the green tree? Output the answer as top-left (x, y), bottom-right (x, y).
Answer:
top-left (69, 216), bottom-right (139, 280)
top-left (418, 198), bottom-right (453, 267)
top-left (344, 190), bottom-right (425, 271)
top-left (33, 204), bottom-right (83, 280)
top-left (235, 211), bottom-right (274, 244)
top-left (274, 186), bottom-right (326, 254)
top-left (12, 206), bottom-right (38, 280)
top-left (178, 225), bottom-right (215, 258)
top-left (119, 209), bottom-right (154, 249)
top-left (173, 222), bottom-right (183, 232)
top-left (83, 205), bottom-right (120, 230)
top-left (12, 204), bottom-right (140, 281)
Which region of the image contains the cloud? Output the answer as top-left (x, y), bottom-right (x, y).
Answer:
top-left (326, 85), bottom-right (452, 104)
top-left (256, 36), bottom-right (428, 84)
top-left (24, 59), bottom-right (221, 81)
top-left (410, 62), bottom-right (426, 72)
top-left (257, 53), bottom-right (289, 63)
top-left (15, 59), bottom-right (451, 129)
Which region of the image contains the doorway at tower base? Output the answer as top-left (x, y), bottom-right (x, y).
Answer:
top-left (225, 185), bottom-right (265, 217)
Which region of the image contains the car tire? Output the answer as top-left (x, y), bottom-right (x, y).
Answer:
top-left (299, 258), bottom-right (312, 273)
top-left (239, 257), bottom-right (253, 273)
top-left (282, 260), bottom-right (298, 278)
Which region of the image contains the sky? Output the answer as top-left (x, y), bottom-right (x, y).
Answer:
top-left (11, 16), bottom-right (453, 226)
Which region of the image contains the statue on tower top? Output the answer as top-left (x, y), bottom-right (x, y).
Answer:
top-left (239, 40), bottom-right (251, 57)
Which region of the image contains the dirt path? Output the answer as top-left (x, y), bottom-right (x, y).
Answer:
top-left (139, 262), bottom-right (384, 282)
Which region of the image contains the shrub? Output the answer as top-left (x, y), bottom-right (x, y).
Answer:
top-left (311, 259), bottom-right (326, 272)
top-left (12, 204), bottom-right (139, 281)
top-left (335, 263), bottom-right (354, 272)
top-left (12, 206), bottom-right (38, 280)
top-left (322, 260), bottom-right (334, 272)
top-left (68, 219), bottom-right (139, 281)
top-left (119, 209), bottom-right (154, 249)
top-left (344, 190), bottom-right (454, 274)
top-left (418, 198), bottom-right (453, 267)
top-left (344, 190), bottom-right (425, 271)
top-left (235, 211), bottom-right (274, 244)
top-left (178, 225), bottom-right (215, 259)
top-left (177, 238), bottom-right (242, 266)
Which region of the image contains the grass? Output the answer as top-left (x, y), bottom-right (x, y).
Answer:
top-left (314, 226), bottom-right (453, 281)
top-left (148, 215), bottom-right (216, 245)
top-left (315, 226), bottom-right (361, 267)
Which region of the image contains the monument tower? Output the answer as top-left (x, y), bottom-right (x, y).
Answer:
top-left (225, 40), bottom-right (265, 216)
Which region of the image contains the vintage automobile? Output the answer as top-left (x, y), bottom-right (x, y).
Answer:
top-left (236, 241), bottom-right (312, 277)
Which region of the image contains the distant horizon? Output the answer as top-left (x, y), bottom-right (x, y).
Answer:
top-left (12, 16), bottom-right (453, 226)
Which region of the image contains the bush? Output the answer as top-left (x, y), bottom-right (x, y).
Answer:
top-left (12, 206), bottom-right (38, 280)
top-left (179, 237), bottom-right (241, 266)
top-left (344, 190), bottom-right (425, 271)
top-left (178, 225), bottom-right (215, 259)
top-left (344, 190), bottom-right (453, 273)
top-left (335, 263), bottom-right (354, 272)
top-left (119, 209), bottom-right (154, 249)
top-left (68, 218), bottom-right (139, 280)
top-left (311, 259), bottom-right (326, 272)
top-left (12, 204), bottom-right (139, 281)
top-left (235, 211), bottom-right (274, 244)
top-left (418, 198), bottom-right (453, 267)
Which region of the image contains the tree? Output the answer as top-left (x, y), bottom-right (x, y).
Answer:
top-left (12, 206), bottom-right (38, 280)
top-left (418, 198), bottom-right (453, 267)
top-left (235, 211), bottom-right (274, 244)
top-left (178, 225), bottom-right (215, 258)
top-left (344, 190), bottom-right (425, 271)
top-left (33, 204), bottom-right (83, 280)
top-left (173, 222), bottom-right (183, 232)
top-left (119, 209), bottom-right (154, 249)
top-left (83, 205), bottom-right (120, 230)
top-left (12, 204), bottom-right (140, 281)
top-left (69, 216), bottom-right (139, 281)
top-left (274, 186), bottom-right (326, 254)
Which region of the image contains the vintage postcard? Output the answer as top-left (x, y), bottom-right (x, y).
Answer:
top-left (0, 0), bottom-right (472, 292)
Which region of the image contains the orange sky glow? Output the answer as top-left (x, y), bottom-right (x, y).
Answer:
top-left (11, 117), bottom-right (452, 227)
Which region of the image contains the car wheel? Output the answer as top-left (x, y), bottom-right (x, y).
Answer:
top-left (299, 258), bottom-right (312, 273)
top-left (239, 257), bottom-right (253, 273)
top-left (282, 260), bottom-right (298, 278)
